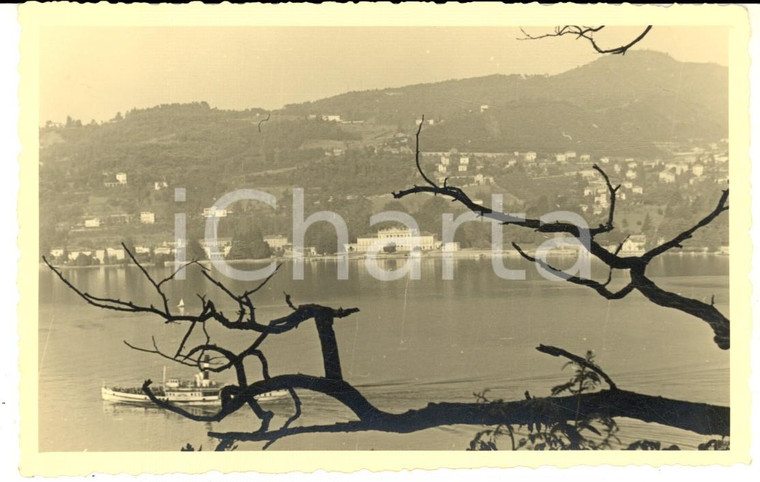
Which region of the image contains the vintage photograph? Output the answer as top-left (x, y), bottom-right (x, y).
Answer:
top-left (18, 3), bottom-right (752, 474)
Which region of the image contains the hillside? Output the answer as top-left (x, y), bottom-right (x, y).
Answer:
top-left (282, 51), bottom-right (727, 155)
top-left (39, 51), bottom-right (728, 255)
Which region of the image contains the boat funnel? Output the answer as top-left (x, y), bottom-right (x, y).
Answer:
top-left (202, 354), bottom-right (210, 380)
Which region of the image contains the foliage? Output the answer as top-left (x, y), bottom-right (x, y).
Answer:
top-left (697, 437), bottom-right (730, 451)
top-left (625, 440), bottom-right (680, 451)
top-left (186, 239), bottom-right (207, 261)
top-left (468, 352), bottom-right (729, 451)
top-left (227, 228), bottom-right (272, 260)
top-left (469, 351), bottom-right (619, 451)
top-left (73, 253), bottom-right (96, 267)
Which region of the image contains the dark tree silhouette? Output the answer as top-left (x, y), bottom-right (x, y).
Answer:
top-left (519, 26), bottom-right (653, 55)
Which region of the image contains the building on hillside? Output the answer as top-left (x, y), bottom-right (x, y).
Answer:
top-left (474, 174), bottom-right (493, 185)
top-left (692, 164), bottom-right (705, 177)
top-left (441, 242), bottom-right (460, 252)
top-left (84, 217), bottom-right (101, 228)
top-left (106, 246), bottom-right (126, 260)
top-left (664, 162), bottom-right (689, 175)
top-left (103, 171), bottom-right (127, 187)
top-left (203, 207), bottom-right (228, 218)
top-left (140, 211), bottom-right (155, 224)
top-left (263, 235), bottom-right (290, 251)
top-left (152, 247), bottom-right (170, 257)
top-left (621, 235), bottom-right (647, 255)
top-left (285, 246), bottom-right (318, 257)
top-left (643, 159), bottom-right (660, 168)
top-left (659, 171), bottom-right (676, 183)
top-left (93, 249), bottom-right (106, 263)
top-left (594, 195), bottom-right (609, 208)
top-left (67, 249), bottom-right (95, 262)
top-left (345, 227), bottom-right (438, 253)
top-left (524, 151), bottom-right (537, 161)
top-left (108, 213), bottom-right (133, 225)
top-left (199, 238), bottom-right (232, 260)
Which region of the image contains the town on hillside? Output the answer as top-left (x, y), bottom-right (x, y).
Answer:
top-left (43, 129), bottom-right (729, 267)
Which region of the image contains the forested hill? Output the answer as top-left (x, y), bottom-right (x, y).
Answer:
top-left (281, 50), bottom-right (727, 154)
top-left (39, 50), bottom-right (728, 255)
top-left (40, 51), bottom-right (727, 182)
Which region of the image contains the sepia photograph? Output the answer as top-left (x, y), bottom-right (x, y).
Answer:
top-left (15, 2), bottom-right (754, 476)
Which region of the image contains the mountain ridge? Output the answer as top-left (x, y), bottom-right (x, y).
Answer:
top-left (277, 50), bottom-right (726, 155)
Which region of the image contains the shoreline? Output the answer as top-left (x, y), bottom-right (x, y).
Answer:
top-left (40, 249), bottom-right (729, 269)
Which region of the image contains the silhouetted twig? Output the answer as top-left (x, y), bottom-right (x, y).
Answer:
top-left (519, 26), bottom-right (653, 55)
top-left (393, 120), bottom-right (729, 349)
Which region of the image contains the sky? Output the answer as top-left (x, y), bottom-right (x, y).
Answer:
top-left (39, 26), bottom-right (729, 124)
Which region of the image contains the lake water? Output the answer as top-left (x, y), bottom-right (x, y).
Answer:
top-left (38, 255), bottom-right (729, 451)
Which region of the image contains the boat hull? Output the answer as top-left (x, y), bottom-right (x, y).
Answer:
top-left (101, 386), bottom-right (290, 406)
top-left (101, 386), bottom-right (221, 406)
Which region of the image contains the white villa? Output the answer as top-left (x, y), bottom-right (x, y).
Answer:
top-left (263, 235), bottom-right (290, 251)
top-left (345, 227), bottom-right (438, 253)
top-left (84, 217), bottom-right (101, 228)
top-left (199, 238), bottom-right (232, 260)
top-left (203, 207), bottom-right (228, 218)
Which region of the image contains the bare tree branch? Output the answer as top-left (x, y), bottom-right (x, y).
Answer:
top-left (641, 190), bottom-right (729, 261)
top-left (258, 112), bottom-right (271, 133)
top-left (393, 123), bottom-right (730, 348)
top-left (207, 388), bottom-right (727, 445)
top-left (536, 344), bottom-right (617, 390)
top-left (511, 243), bottom-right (635, 301)
top-left (589, 164), bottom-right (621, 235)
top-left (519, 26), bottom-right (653, 55)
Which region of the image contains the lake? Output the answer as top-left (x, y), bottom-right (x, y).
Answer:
top-left (38, 255), bottom-right (729, 451)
